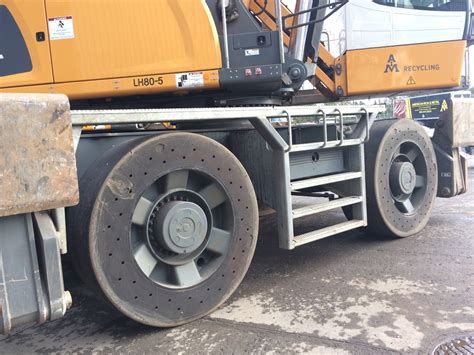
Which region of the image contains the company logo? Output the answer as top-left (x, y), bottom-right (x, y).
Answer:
top-left (440, 100), bottom-right (449, 112)
top-left (383, 54), bottom-right (440, 76)
top-left (384, 54), bottom-right (400, 73)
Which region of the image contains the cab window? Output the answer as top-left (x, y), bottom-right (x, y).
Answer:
top-left (0, 5), bottom-right (32, 77)
top-left (373, 0), bottom-right (468, 11)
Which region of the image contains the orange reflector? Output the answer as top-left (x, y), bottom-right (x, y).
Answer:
top-left (82, 124), bottom-right (112, 131)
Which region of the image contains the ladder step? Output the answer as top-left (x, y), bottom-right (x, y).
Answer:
top-left (292, 196), bottom-right (363, 219)
top-left (291, 171), bottom-right (362, 191)
top-left (291, 139), bottom-right (362, 153)
top-left (294, 220), bottom-right (365, 247)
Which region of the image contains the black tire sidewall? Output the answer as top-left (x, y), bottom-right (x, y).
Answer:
top-left (84, 133), bottom-right (258, 327)
top-left (367, 119), bottom-right (438, 237)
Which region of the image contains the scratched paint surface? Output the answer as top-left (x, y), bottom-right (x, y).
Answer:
top-left (0, 94), bottom-right (78, 217)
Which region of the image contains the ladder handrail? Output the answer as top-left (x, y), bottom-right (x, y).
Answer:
top-left (333, 108), bottom-right (344, 147)
top-left (283, 110), bottom-right (293, 153)
top-left (360, 108), bottom-right (370, 143)
top-left (318, 109), bottom-right (328, 148)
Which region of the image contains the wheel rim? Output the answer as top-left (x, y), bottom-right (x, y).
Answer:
top-left (130, 169), bottom-right (234, 289)
top-left (389, 141), bottom-right (428, 215)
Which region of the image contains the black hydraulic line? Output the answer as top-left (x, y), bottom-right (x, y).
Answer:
top-left (283, 0), bottom-right (348, 30)
top-left (252, 0), bottom-right (269, 16)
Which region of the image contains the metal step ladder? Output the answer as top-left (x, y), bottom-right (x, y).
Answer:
top-left (281, 108), bottom-right (369, 249)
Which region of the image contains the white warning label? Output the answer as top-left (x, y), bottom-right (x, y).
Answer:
top-left (48, 17), bottom-right (75, 40)
top-left (245, 49), bottom-right (260, 56)
top-left (176, 72), bottom-right (204, 89)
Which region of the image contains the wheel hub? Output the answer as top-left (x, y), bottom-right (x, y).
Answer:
top-left (390, 161), bottom-right (416, 196)
top-left (144, 189), bottom-right (213, 267)
top-left (153, 201), bottom-right (208, 255)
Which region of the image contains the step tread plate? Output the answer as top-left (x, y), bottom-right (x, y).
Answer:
top-left (292, 196), bottom-right (363, 219)
top-left (294, 220), bottom-right (365, 247)
top-left (291, 171), bottom-right (362, 191)
top-left (291, 139), bottom-right (362, 153)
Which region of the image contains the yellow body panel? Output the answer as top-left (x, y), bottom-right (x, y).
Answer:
top-left (0, 0), bottom-right (222, 98)
top-left (0, 0), bottom-right (53, 88)
top-left (315, 67), bottom-right (335, 93)
top-left (0, 1), bottom-right (468, 102)
top-left (344, 41), bottom-right (466, 96)
top-left (318, 46), bottom-right (335, 68)
top-left (45, 0), bottom-right (222, 83)
top-left (4, 70), bottom-right (220, 100)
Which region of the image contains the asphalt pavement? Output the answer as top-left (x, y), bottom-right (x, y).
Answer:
top-left (1, 167), bottom-right (473, 355)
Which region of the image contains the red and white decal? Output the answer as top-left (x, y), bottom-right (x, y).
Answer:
top-left (48, 16), bottom-right (75, 40)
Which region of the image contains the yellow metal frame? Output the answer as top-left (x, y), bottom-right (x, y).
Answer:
top-left (2, 70), bottom-right (220, 100)
top-left (343, 40), bottom-right (466, 96)
top-left (1, 0), bottom-right (468, 102)
top-left (315, 45), bottom-right (337, 95)
top-left (0, 0), bottom-right (222, 99)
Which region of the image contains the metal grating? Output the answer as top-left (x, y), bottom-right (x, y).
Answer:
top-left (433, 335), bottom-right (474, 355)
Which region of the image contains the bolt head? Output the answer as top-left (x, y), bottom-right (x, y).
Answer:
top-left (289, 67), bottom-right (302, 80)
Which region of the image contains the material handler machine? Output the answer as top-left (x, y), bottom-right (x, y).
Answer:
top-left (1, 0), bottom-right (473, 332)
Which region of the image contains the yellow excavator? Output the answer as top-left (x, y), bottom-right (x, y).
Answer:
top-left (0, 0), bottom-right (473, 333)
top-left (0, 0), bottom-right (470, 105)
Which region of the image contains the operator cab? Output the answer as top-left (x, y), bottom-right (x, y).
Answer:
top-left (322, 0), bottom-right (474, 56)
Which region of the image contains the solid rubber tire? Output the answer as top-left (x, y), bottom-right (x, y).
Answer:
top-left (67, 133), bottom-right (259, 327)
top-left (363, 119), bottom-right (438, 238)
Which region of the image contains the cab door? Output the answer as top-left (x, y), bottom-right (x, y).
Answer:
top-left (0, 1), bottom-right (53, 89)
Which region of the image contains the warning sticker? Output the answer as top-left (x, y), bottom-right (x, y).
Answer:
top-left (245, 49), bottom-right (260, 56)
top-left (176, 72), bottom-right (204, 89)
top-left (407, 76), bottom-right (416, 85)
top-left (440, 99), bottom-right (449, 112)
top-left (48, 17), bottom-right (75, 40)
